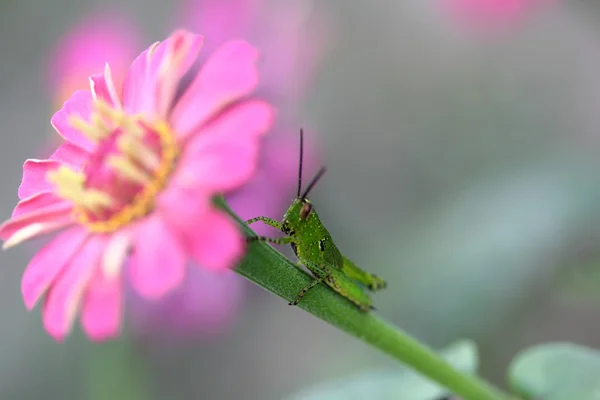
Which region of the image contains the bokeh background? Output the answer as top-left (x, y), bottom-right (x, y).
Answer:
top-left (1, 0), bottom-right (600, 398)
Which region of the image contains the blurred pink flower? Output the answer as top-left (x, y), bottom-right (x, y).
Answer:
top-left (442, 0), bottom-right (551, 33)
top-left (2, 30), bottom-right (273, 341)
top-left (175, 0), bottom-right (330, 102)
top-left (131, 267), bottom-right (244, 340)
top-left (46, 11), bottom-right (142, 115)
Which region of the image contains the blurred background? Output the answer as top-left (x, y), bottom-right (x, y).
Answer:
top-left (1, 0), bottom-right (600, 398)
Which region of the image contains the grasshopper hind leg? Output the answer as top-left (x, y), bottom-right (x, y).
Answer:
top-left (342, 256), bottom-right (387, 292)
top-left (288, 268), bottom-right (373, 312)
top-left (289, 277), bottom-right (324, 306)
top-left (324, 269), bottom-right (373, 312)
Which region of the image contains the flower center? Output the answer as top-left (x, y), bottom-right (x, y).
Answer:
top-left (48, 99), bottom-right (179, 233)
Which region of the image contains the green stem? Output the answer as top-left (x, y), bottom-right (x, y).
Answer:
top-left (219, 199), bottom-right (511, 400)
top-left (86, 337), bottom-right (150, 400)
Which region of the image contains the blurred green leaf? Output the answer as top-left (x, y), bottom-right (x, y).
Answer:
top-left (282, 340), bottom-right (478, 400)
top-left (559, 257), bottom-right (600, 304)
top-left (508, 342), bottom-right (600, 400)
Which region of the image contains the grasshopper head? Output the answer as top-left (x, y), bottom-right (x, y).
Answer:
top-left (282, 198), bottom-right (313, 233)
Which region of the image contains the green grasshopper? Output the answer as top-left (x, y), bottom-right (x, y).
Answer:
top-left (246, 130), bottom-right (387, 311)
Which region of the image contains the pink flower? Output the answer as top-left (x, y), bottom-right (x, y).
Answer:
top-left (442, 0), bottom-right (552, 33)
top-left (1, 30), bottom-right (274, 341)
top-left (43, 2), bottom-right (329, 340)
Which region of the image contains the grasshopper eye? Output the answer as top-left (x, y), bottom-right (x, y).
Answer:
top-left (300, 203), bottom-right (313, 219)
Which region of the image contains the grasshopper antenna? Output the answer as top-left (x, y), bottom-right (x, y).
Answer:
top-left (301, 166), bottom-right (327, 201)
top-left (297, 129), bottom-right (304, 198)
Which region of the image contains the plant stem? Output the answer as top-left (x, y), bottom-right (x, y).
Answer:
top-left (86, 337), bottom-right (149, 400)
top-left (219, 199), bottom-right (511, 400)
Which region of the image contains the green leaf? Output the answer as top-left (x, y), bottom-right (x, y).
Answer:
top-left (559, 258), bottom-right (600, 304)
top-left (282, 340), bottom-right (478, 400)
top-left (508, 342), bottom-right (600, 399)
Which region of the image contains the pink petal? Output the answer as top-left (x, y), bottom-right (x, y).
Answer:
top-left (89, 63), bottom-right (121, 107)
top-left (102, 227), bottom-right (133, 279)
top-left (50, 143), bottom-right (89, 168)
top-left (156, 30), bottom-right (204, 116)
top-left (18, 159), bottom-right (62, 199)
top-left (43, 234), bottom-right (107, 341)
top-left (128, 215), bottom-right (186, 299)
top-left (12, 192), bottom-right (66, 218)
top-left (81, 268), bottom-right (122, 341)
top-left (181, 140), bottom-right (258, 193)
top-left (50, 90), bottom-right (96, 152)
top-left (157, 184), bottom-right (210, 233)
top-left (192, 100), bottom-right (274, 143)
top-left (172, 40), bottom-right (260, 141)
top-left (122, 31), bottom-right (204, 116)
top-left (175, 100), bottom-right (273, 192)
top-left (0, 201), bottom-right (73, 247)
top-left (187, 209), bottom-right (244, 271)
top-left (121, 40), bottom-right (163, 114)
top-left (21, 226), bottom-right (88, 310)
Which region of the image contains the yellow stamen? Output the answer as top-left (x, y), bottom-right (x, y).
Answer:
top-left (107, 155), bottom-right (153, 185)
top-left (117, 134), bottom-right (160, 172)
top-left (68, 115), bottom-right (105, 142)
top-left (121, 118), bottom-right (145, 137)
top-left (95, 99), bottom-right (122, 120)
top-left (48, 166), bottom-right (117, 214)
top-left (79, 190), bottom-right (116, 211)
top-left (95, 100), bottom-right (145, 137)
top-left (90, 112), bottom-right (111, 136)
top-left (47, 166), bottom-right (85, 197)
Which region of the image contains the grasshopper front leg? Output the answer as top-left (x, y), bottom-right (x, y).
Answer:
top-left (245, 216), bottom-right (293, 245)
top-left (246, 235), bottom-right (295, 245)
top-left (245, 216), bottom-right (283, 230)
